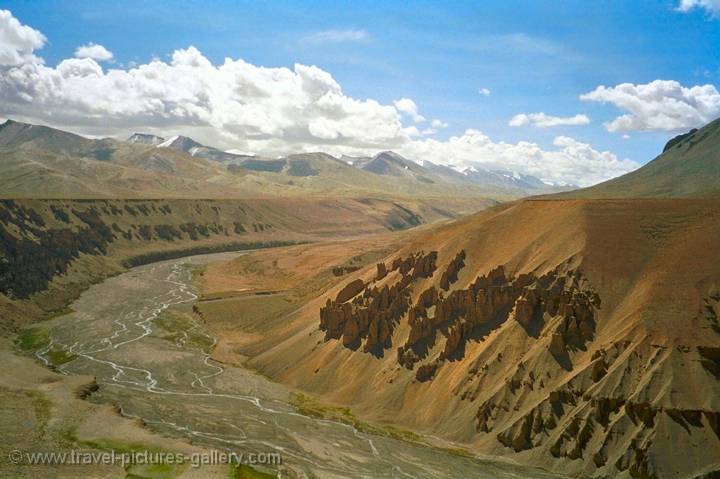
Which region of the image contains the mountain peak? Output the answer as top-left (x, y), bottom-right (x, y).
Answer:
top-left (157, 135), bottom-right (204, 153)
top-left (0, 118), bottom-right (89, 149)
top-left (127, 133), bottom-right (165, 146)
top-left (662, 127), bottom-right (698, 153)
top-left (373, 150), bottom-right (407, 163)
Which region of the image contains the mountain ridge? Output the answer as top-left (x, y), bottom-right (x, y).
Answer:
top-left (553, 116), bottom-right (720, 198)
top-left (0, 119), bottom-right (562, 200)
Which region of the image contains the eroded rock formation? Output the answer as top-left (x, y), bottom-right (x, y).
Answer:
top-left (319, 245), bottom-right (603, 387)
top-left (319, 251), bottom-right (438, 354)
top-left (440, 249), bottom-right (465, 290)
top-left (397, 265), bottom-right (599, 369)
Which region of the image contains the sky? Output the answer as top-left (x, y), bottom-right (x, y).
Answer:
top-left (1, 0), bottom-right (720, 186)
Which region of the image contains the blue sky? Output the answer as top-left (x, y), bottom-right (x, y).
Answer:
top-left (2, 0), bottom-right (719, 184)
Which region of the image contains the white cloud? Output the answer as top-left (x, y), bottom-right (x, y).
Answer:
top-left (580, 80), bottom-right (720, 132)
top-left (0, 9), bottom-right (45, 66)
top-left (393, 98), bottom-right (426, 123)
top-left (74, 43), bottom-right (114, 62)
top-left (303, 29), bottom-right (368, 44)
top-left (420, 120), bottom-right (448, 136)
top-left (479, 87), bottom-right (491, 96)
top-left (677, 0), bottom-right (720, 14)
top-left (0, 9), bottom-right (636, 187)
top-left (509, 112), bottom-right (590, 128)
top-left (0, 38), bottom-right (408, 149)
top-left (399, 131), bottom-right (638, 187)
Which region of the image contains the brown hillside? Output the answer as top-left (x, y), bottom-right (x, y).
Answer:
top-left (210, 198), bottom-right (720, 478)
top-left (0, 196), bottom-right (486, 334)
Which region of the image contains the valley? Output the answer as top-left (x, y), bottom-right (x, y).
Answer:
top-left (2, 3), bottom-right (720, 478)
top-left (8, 251), bottom-right (566, 478)
top-left (3, 121), bottom-right (720, 478)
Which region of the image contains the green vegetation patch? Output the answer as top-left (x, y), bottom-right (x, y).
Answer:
top-left (15, 327), bottom-right (50, 351)
top-left (81, 439), bottom-right (187, 479)
top-left (14, 327), bottom-right (76, 366)
top-left (127, 462), bottom-right (186, 479)
top-left (47, 348), bottom-right (77, 366)
top-left (153, 310), bottom-right (214, 353)
top-left (229, 464), bottom-right (277, 479)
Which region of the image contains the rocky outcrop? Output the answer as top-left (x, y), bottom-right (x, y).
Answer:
top-left (332, 265), bottom-right (361, 276)
top-left (399, 265), bottom-right (599, 369)
top-left (323, 249), bottom-right (602, 385)
top-left (305, 198), bottom-right (720, 479)
top-left (468, 331), bottom-right (720, 479)
top-left (440, 249), bottom-right (466, 290)
top-left (663, 127), bottom-right (698, 152)
top-left (703, 292), bottom-right (720, 334)
top-left (415, 362), bottom-right (438, 382)
top-left (319, 251), bottom-right (438, 354)
top-left (375, 262), bottom-right (388, 281)
top-left (335, 279), bottom-right (366, 303)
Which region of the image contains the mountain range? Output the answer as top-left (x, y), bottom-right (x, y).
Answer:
top-left (120, 125), bottom-right (566, 197)
top-left (0, 120), bottom-right (567, 201)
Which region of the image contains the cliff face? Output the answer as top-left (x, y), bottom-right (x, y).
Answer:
top-left (0, 197), bottom-right (449, 332)
top-left (249, 199), bottom-right (720, 479)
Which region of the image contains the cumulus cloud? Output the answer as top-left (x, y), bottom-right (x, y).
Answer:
top-left (420, 119), bottom-right (449, 136)
top-left (677, 0), bottom-right (720, 14)
top-left (0, 38), bottom-right (408, 149)
top-left (303, 29), bottom-right (368, 44)
top-left (393, 98), bottom-right (426, 123)
top-left (0, 9), bottom-right (637, 186)
top-left (580, 80), bottom-right (720, 132)
top-left (0, 9), bottom-right (45, 66)
top-left (509, 112), bottom-right (590, 128)
top-left (74, 43), bottom-right (114, 62)
top-left (479, 88), bottom-right (491, 96)
top-left (399, 131), bottom-right (638, 187)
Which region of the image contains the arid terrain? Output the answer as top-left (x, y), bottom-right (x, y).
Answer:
top-left (2, 120), bottom-right (720, 478)
top-left (191, 122), bottom-right (720, 478)
top-left (3, 3), bottom-right (720, 478)
top-left (1, 87), bottom-right (720, 479)
top-left (199, 197), bottom-right (720, 478)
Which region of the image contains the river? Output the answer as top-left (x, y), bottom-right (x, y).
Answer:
top-left (36, 252), bottom-right (561, 478)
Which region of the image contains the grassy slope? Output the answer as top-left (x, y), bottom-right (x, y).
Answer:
top-left (557, 117), bottom-right (720, 198)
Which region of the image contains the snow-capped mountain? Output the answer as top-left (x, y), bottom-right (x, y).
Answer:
top-left (127, 133), bottom-right (165, 146)
top-left (125, 131), bottom-right (570, 195)
top-left (131, 134), bottom-right (253, 163)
